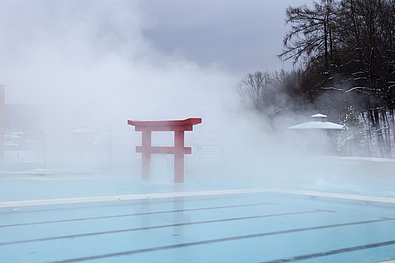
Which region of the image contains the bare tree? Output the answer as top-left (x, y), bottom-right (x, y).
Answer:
top-left (279, 0), bottom-right (338, 70)
top-left (237, 71), bottom-right (290, 118)
top-left (278, 0), bottom-right (395, 157)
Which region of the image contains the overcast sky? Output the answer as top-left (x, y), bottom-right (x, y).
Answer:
top-left (0, 0), bottom-right (309, 120)
top-left (139, 0), bottom-right (308, 74)
top-left (0, 0), bottom-right (313, 161)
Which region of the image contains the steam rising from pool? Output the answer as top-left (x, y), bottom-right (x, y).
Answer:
top-left (0, 0), bottom-right (394, 197)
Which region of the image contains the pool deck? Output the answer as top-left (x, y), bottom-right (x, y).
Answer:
top-left (1, 180), bottom-right (395, 263)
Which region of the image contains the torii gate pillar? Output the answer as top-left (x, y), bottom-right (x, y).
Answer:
top-left (128, 118), bottom-right (202, 183)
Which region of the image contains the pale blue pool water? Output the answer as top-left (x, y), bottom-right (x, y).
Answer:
top-left (1, 189), bottom-right (395, 262)
top-left (1, 156), bottom-right (395, 263)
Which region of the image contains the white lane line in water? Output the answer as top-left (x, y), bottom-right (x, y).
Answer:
top-left (1, 188), bottom-right (395, 208)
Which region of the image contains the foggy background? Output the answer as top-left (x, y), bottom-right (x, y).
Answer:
top-left (0, 0), bottom-right (304, 171)
top-left (1, 0), bottom-right (393, 195)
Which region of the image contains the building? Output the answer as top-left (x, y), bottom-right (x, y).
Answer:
top-left (288, 113), bottom-right (344, 153)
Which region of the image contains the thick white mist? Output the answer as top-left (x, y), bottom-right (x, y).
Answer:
top-left (1, 0), bottom-right (393, 198)
top-left (0, 0), bottom-right (241, 171)
top-left (0, 0), bottom-right (235, 123)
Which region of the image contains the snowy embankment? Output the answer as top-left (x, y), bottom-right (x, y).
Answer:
top-left (333, 156), bottom-right (395, 163)
top-left (302, 156), bottom-right (395, 197)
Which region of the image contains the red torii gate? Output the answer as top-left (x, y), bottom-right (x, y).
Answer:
top-left (127, 118), bottom-right (202, 183)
